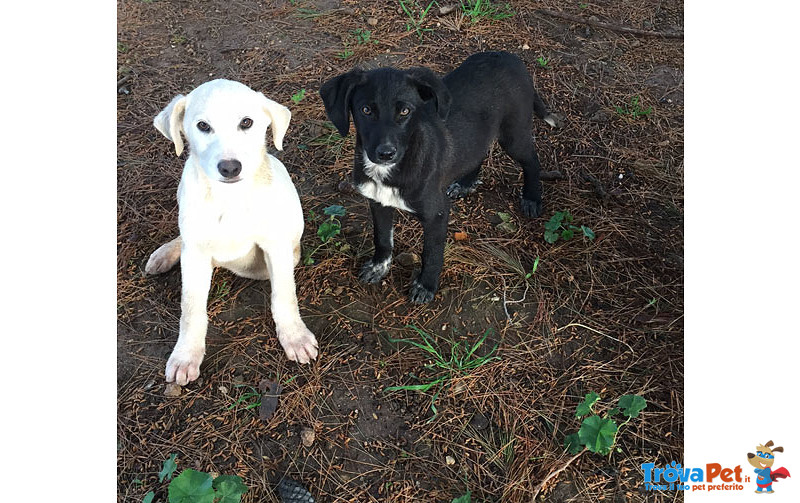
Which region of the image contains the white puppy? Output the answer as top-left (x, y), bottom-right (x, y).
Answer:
top-left (145, 79), bottom-right (318, 385)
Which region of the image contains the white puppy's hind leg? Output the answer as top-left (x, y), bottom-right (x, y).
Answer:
top-left (146, 236), bottom-right (182, 275)
top-left (263, 242), bottom-right (318, 364)
top-left (166, 246), bottom-right (213, 385)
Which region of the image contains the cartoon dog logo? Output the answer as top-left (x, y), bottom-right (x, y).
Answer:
top-left (747, 440), bottom-right (791, 493)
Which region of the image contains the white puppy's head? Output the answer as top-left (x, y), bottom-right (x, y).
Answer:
top-left (154, 79), bottom-right (291, 184)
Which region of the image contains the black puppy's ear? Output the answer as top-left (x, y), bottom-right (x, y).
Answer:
top-left (320, 69), bottom-right (365, 136)
top-left (406, 67), bottom-right (452, 120)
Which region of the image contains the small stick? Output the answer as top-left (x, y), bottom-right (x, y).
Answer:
top-left (532, 449), bottom-right (585, 500)
top-left (537, 9), bottom-right (683, 39)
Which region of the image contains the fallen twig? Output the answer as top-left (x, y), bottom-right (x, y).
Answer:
top-left (532, 449), bottom-right (586, 499)
top-left (537, 9), bottom-right (683, 39)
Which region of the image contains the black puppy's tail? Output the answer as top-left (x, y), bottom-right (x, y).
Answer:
top-left (533, 90), bottom-right (558, 128)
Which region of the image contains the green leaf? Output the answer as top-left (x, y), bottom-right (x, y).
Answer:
top-left (142, 492), bottom-right (155, 503)
top-left (497, 211), bottom-right (511, 223)
top-left (159, 453), bottom-right (178, 483)
top-left (564, 433), bottom-right (583, 454)
top-left (317, 221), bottom-right (341, 242)
top-left (452, 491), bottom-right (471, 503)
top-left (578, 415), bottom-right (618, 455)
top-left (581, 225), bottom-right (596, 240)
top-left (575, 392), bottom-right (601, 417)
top-left (561, 229), bottom-right (574, 241)
top-left (618, 394), bottom-right (647, 418)
top-left (323, 204), bottom-right (346, 217)
top-left (564, 211), bottom-right (573, 223)
top-left (544, 230), bottom-right (560, 244)
top-left (544, 215), bottom-right (561, 231)
top-left (168, 470), bottom-right (215, 503)
top-left (213, 475), bottom-right (248, 503)
top-left (607, 407), bottom-right (620, 417)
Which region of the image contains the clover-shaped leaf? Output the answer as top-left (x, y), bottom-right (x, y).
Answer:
top-left (168, 470), bottom-right (215, 503)
top-left (578, 415), bottom-right (618, 455)
top-left (213, 474), bottom-right (248, 503)
top-left (618, 394), bottom-right (647, 418)
top-left (575, 392), bottom-right (601, 418)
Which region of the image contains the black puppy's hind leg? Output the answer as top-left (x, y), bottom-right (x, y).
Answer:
top-left (446, 165), bottom-right (482, 199)
top-left (500, 132), bottom-right (543, 218)
top-left (359, 201), bottom-right (395, 283)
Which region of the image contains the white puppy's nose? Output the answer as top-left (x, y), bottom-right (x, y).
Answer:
top-left (217, 159), bottom-right (242, 178)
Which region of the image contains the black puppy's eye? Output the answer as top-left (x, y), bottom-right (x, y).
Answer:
top-left (361, 106), bottom-right (372, 115)
top-left (399, 107), bottom-right (410, 116)
top-left (239, 117), bottom-right (253, 130)
top-left (197, 121), bottom-right (211, 132)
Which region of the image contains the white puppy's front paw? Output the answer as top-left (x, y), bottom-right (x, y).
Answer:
top-left (277, 323), bottom-right (319, 364)
top-left (145, 238), bottom-right (182, 275)
top-left (165, 345), bottom-right (205, 385)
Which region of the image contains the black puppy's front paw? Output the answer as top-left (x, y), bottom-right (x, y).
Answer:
top-left (359, 257), bottom-right (392, 284)
top-left (520, 196), bottom-right (542, 218)
top-left (446, 179), bottom-right (481, 199)
top-left (408, 278), bottom-right (436, 304)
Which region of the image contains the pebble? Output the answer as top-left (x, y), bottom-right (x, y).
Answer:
top-left (522, 43), bottom-right (530, 50)
top-left (301, 427), bottom-right (315, 447)
top-left (439, 4), bottom-right (457, 15)
top-left (395, 252), bottom-right (420, 267)
top-left (164, 383), bottom-right (182, 397)
top-left (446, 455), bottom-right (456, 466)
top-left (367, 17), bottom-right (378, 26)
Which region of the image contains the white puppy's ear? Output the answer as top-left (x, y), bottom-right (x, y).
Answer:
top-left (154, 94), bottom-right (187, 156)
top-left (259, 93), bottom-right (291, 151)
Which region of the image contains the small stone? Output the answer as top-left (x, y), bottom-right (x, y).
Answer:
top-left (446, 455), bottom-right (456, 465)
top-left (300, 427), bottom-right (315, 447)
top-left (395, 252), bottom-right (420, 267)
top-left (337, 179), bottom-right (356, 194)
top-left (439, 4), bottom-right (457, 15)
top-left (164, 383), bottom-right (182, 397)
top-left (367, 17), bottom-right (378, 26)
top-left (333, 286), bottom-right (344, 296)
top-left (522, 43), bottom-right (530, 50)
top-left (219, 385), bottom-right (229, 395)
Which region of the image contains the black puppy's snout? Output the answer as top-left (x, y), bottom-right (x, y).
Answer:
top-left (217, 159), bottom-right (242, 178)
top-left (376, 144), bottom-right (397, 162)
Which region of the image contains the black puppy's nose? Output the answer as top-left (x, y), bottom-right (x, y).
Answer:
top-left (376, 144), bottom-right (397, 162)
top-left (217, 159), bottom-right (242, 178)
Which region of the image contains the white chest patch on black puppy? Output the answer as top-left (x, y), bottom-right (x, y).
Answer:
top-left (358, 152), bottom-right (414, 212)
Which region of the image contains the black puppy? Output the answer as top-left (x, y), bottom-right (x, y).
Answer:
top-left (320, 51), bottom-right (555, 303)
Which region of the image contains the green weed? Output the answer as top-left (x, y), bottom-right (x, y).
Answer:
top-left (399, 0), bottom-right (436, 40)
top-left (460, 0), bottom-right (514, 23)
top-left (615, 95), bottom-right (653, 119)
top-left (144, 454), bottom-right (242, 503)
top-left (213, 280), bottom-right (230, 301)
top-left (564, 392), bottom-right (647, 455)
top-left (452, 491), bottom-right (471, 503)
top-left (543, 210), bottom-right (595, 244)
top-left (336, 47), bottom-right (354, 59)
top-left (303, 205), bottom-right (347, 265)
top-left (536, 56), bottom-right (548, 68)
top-left (117, 42), bottom-right (129, 53)
top-left (225, 384), bottom-right (261, 412)
top-left (385, 326), bottom-right (499, 420)
top-left (524, 256), bottom-right (540, 280)
top-left (290, 88), bottom-right (306, 104)
top-left (308, 121), bottom-right (348, 157)
top-left (352, 28), bottom-right (377, 45)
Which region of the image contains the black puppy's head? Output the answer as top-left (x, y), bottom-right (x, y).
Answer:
top-left (320, 67), bottom-right (451, 166)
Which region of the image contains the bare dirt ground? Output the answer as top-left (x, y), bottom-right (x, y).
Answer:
top-left (117, 1), bottom-right (683, 501)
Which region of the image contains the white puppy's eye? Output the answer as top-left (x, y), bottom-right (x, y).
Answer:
top-left (197, 121), bottom-right (211, 132)
top-left (361, 106), bottom-right (371, 115)
top-left (239, 117), bottom-right (253, 130)
top-left (399, 107), bottom-right (410, 116)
